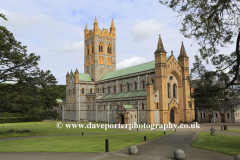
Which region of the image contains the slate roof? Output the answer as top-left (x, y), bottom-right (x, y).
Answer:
top-left (100, 90), bottom-right (146, 100)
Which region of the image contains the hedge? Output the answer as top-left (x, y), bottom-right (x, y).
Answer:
top-left (0, 117), bottom-right (41, 123)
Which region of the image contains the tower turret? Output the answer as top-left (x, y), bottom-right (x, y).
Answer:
top-left (74, 68), bottom-right (79, 83)
top-left (110, 18), bottom-right (116, 38)
top-left (66, 72), bottom-right (70, 85)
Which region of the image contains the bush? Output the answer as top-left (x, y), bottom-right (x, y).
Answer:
top-left (16, 129), bottom-right (24, 133)
top-left (6, 129), bottom-right (15, 133)
top-left (23, 128), bottom-right (31, 132)
top-left (179, 120), bottom-right (183, 123)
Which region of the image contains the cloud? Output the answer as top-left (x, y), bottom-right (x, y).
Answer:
top-left (117, 56), bottom-right (147, 70)
top-left (131, 19), bottom-right (163, 41)
top-left (60, 41), bottom-right (84, 53)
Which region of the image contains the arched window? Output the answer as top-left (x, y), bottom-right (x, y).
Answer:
top-left (142, 103), bottom-right (144, 110)
top-left (92, 46), bottom-right (94, 53)
top-left (110, 47), bottom-right (111, 54)
top-left (102, 87), bottom-right (105, 93)
top-left (134, 82), bottom-right (138, 90)
top-left (99, 45), bottom-right (101, 52)
top-left (142, 81), bottom-right (146, 89)
top-left (81, 88), bottom-right (85, 94)
top-left (113, 85), bottom-right (116, 93)
top-left (168, 83), bottom-right (170, 98)
top-left (156, 103), bottom-right (158, 109)
top-left (127, 83), bottom-right (130, 91)
top-left (120, 84), bottom-right (123, 92)
top-left (107, 47), bottom-right (109, 54)
top-left (107, 86), bottom-right (110, 93)
top-left (173, 84), bottom-right (176, 98)
top-left (97, 88), bottom-right (99, 93)
top-left (90, 88), bottom-right (92, 93)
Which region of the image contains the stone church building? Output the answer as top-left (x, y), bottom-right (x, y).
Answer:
top-left (54, 17), bottom-right (195, 124)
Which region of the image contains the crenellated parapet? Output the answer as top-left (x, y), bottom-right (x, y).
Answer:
top-left (84, 17), bottom-right (116, 40)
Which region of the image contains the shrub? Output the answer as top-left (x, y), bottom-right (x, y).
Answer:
top-left (23, 128), bottom-right (31, 132)
top-left (6, 129), bottom-right (15, 133)
top-left (179, 120), bottom-right (183, 123)
top-left (16, 129), bottom-right (24, 133)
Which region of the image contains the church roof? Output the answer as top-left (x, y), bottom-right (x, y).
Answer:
top-left (100, 57), bottom-right (169, 81)
top-left (123, 105), bottom-right (135, 109)
top-left (73, 72), bottom-right (92, 81)
top-left (56, 99), bottom-right (62, 103)
top-left (100, 90), bottom-right (146, 100)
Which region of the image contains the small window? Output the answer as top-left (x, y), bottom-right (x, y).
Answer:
top-left (120, 84), bottom-right (123, 92)
top-left (104, 105), bottom-right (105, 110)
top-left (97, 88), bottom-right (99, 93)
top-left (168, 83), bottom-right (170, 98)
top-left (200, 113), bottom-right (202, 118)
top-left (90, 88), bottom-right (92, 93)
top-left (135, 115), bottom-right (136, 118)
top-left (215, 113), bottom-right (217, 118)
top-left (108, 86), bottom-right (110, 93)
top-left (113, 85), bottom-right (116, 93)
top-left (173, 84), bottom-right (176, 98)
top-left (227, 113), bottom-right (230, 118)
top-left (102, 87), bottom-right (105, 93)
top-left (131, 115), bottom-right (133, 119)
top-left (152, 79), bottom-right (154, 85)
top-left (92, 46), bottom-right (94, 53)
top-left (134, 82), bottom-right (138, 90)
top-left (127, 83), bottom-right (130, 91)
top-left (204, 113), bottom-right (206, 118)
top-left (142, 103), bottom-right (144, 110)
top-left (81, 88), bottom-right (85, 94)
top-left (156, 103), bottom-right (158, 109)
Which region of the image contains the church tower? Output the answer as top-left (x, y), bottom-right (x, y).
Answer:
top-left (84, 17), bottom-right (116, 81)
top-left (154, 35), bottom-right (168, 123)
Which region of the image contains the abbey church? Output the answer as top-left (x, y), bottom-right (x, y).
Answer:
top-left (54, 17), bottom-right (195, 124)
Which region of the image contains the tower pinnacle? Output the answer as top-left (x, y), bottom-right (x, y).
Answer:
top-left (178, 41), bottom-right (189, 59)
top-left (155, 34), bottom-right (166, 53)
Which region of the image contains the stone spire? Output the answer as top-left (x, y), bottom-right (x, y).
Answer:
top-left (75, 68), bottom-right (79, 74)
top-left (154, 34), bottom-right (166, 54)
top-left (110, 18), bottom-right (115, 28)
top-left (178, 41), bottom-right (189, 59)
top-left (94, 16), bottom-right (98, 23)
top-left (85, 23), bottom-right (88, 30)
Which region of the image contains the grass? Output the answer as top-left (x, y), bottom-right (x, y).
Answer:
top-left (225, 129), bottom-right (240, 133)
top-left (0, 122), bottom-right (133, 139)
top-left (0, 131), bottom-right (173, 152)
top-left (192, 131), bottom-right (240, 156)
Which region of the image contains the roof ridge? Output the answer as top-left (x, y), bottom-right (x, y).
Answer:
top-left (115, 60), bottom-right (154, 71)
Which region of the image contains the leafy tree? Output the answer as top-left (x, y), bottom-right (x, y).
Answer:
top-left (0, 13), bottom-right (59, 117)
top-left (159, 0), bottom-right (240, 89)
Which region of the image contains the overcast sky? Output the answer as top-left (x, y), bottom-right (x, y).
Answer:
top-left (0, 0), bottom-right (235, 85)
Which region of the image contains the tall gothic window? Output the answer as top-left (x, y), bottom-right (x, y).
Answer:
top-left (113, 85), bottom-right (116, 93)
top-left (142, 81), bottom-right (146, 89)
top-left (107, 86), bottom-right (110, 93)
top-left (168, 83), bottom-right (170, 98)
top-left (102, 87), bottom-right (105, 93)
top-left (173, 84), bottom-right (176, 98)
top-left (99, 45), bottom-right (100, 52)
top-left (156, 103), bottom-right (158, 109)
top-left (142, 103), bottom-right (144, 110)
top-left (92, 46), bottom-right (94, 53)
top-left (90, 88), bottom-right (92, 93)
top-left (110, 47), bottom-right (111, 54)
top-left (101, 45), bottom-right (102, 52)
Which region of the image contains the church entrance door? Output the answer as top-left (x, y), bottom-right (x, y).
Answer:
top-left (120, 114), bottom-right (124, 124)
top-left (221, 114), bottom-right (225, 122)
top-left (170, 109), bottom-right (174, 123)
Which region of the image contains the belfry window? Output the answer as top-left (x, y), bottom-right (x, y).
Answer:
top-left (99, 43), bottom-right (103, 53)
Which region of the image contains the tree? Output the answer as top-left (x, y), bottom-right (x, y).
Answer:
top-left (0, 13), bottom-right (59, 117)
top-left (159, 0), bottom-right (240, 89)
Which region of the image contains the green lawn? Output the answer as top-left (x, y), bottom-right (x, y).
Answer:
top-left (192, 132), bottom-right (240, 156)
top-left (0, 131), bottom-right (173, 152)
top-left (225, 129), bottom-right (240, 133)
top-left (0, 122), bottom-right (133, 139)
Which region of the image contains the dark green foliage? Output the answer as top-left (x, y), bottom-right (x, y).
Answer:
top-left (159, 0), bottom-right (240, 89)
top-left (0, 117), bottom-right (41, 123)
top-left (6, 129), bottom-right (14, 133)
top-left (0, 13), bottom-right (60, 118)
